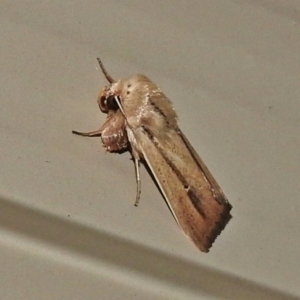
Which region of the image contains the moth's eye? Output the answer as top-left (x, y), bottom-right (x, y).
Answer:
top-left (106, 96), bottom-right (119, 111)
top-left (98, 87), bottom-right (119, 113)
top-left (99, 95), bottom-right (108, 113)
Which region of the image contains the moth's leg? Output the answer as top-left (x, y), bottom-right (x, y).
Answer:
top-left (72, 129), bottom-right (102, 137)
top-left (126, 127), bottom-right (142, 206)
top-left (134, 157), bottom-right (141, 207)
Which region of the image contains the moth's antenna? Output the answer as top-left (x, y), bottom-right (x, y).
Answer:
top-left (97, 58), bottom-right (115, 83)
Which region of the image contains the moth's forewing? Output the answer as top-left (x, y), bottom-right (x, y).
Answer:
top-left (103, 72), bottom-right (232, 252)
top-left (134, 127), bottom-right (231, 252)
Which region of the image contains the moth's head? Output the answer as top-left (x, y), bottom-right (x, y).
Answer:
top-left (96, 58), bottom-right (121, 113)
top-left (98, 86), bottom-right (119, 113)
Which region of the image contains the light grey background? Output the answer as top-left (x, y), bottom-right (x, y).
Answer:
top-left (0, 1), bottom-right (299, 299)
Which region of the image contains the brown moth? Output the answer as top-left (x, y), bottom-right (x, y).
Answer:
top-left (72, 58), bottom-right (232, 252)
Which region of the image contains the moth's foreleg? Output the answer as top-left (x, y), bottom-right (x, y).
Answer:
top-left (72, 129), bottom-right (102, 137)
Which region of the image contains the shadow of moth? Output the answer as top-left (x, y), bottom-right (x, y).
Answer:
top-left (72, 58), bottom-right (232, 252)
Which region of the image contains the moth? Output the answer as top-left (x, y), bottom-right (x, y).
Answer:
top-left (72, 58), bottom-right (232, 252)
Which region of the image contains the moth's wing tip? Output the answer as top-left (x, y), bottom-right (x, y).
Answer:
top-left (186, 199), bottom-right (232, 252)
top-left (201, 202), bottom-right (233, 252)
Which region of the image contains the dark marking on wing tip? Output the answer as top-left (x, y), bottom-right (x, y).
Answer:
top-left (204, 203), bottom-right (232, 250)
top-left (221, 203), bottom-right (233, 225)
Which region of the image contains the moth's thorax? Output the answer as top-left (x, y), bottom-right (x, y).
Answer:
top-left (121, 75), bottom-right (178, 131)
top-left (98, 73), bottom-right (178, 146)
